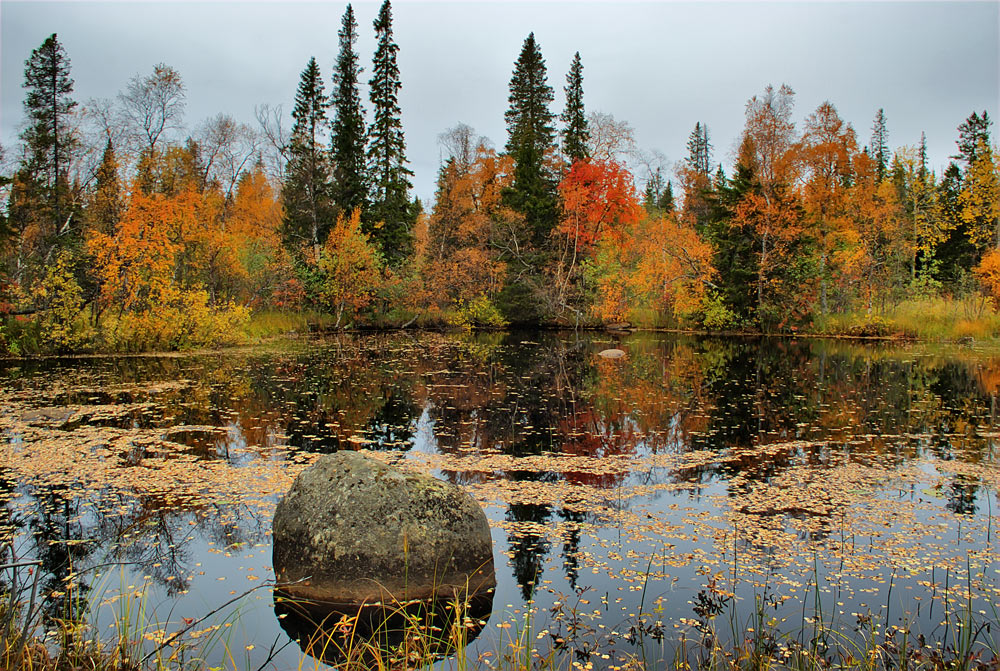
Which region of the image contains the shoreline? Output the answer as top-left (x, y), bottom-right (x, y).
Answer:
top-left (0, 321), bottom-right (981, 362)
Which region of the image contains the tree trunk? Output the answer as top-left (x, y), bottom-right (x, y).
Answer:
top-left (820, 251), bottom-right (828, 316)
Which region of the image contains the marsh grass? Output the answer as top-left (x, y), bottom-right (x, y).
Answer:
top-left (1, 553), bottom-right (269, 671)
top-left (274, 585), bottom-right (493, 671)
top-left (811, 297), bottom-right (1000, 342)
top-left (3, 552), bottom-right (997, 671)
top-left (1, 557), bottom-right (43, 668)
top-left (241, 310), bottom-right (338, 339)
top-left (648, 558), bottom-right (1000, 671)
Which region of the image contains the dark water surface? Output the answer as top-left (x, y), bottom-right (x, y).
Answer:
top-left (2, 331), bottom-right (998, 668)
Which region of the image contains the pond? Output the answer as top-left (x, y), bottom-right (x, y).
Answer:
top-left (1, 331), bottom-right (998, 669)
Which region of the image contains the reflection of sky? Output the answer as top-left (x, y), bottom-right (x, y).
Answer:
top-left (3, 332), bottom-right (999, 668)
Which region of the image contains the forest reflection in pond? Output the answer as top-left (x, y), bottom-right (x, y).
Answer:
top-left (1, 331), bottom-right (998, 668)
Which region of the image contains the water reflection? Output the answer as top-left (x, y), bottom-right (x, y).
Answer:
top-left (272, 585), bottom-right (495, 668)
top-left (1, 332), bottom-right (998, 667)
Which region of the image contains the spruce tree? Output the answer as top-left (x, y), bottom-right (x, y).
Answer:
top-left (367, 0), bottom-right (414, 264)
top-left (919, 131), bottom-right (929, 179)
top-left (870, 109), bottom-right (889, 182)
top-left (87, 138), bottom-right (122, 236)
top-left (705, 140), bottom-right (761, 323)
top-left (504, 33), bottom-right (558, 246)
top-left (19, 33), bottom-right (78, 241)
top-left (714, 165), bottom-right (727, 190)
top-left (561, 52), bottom-right (588, 164)
top-left (283, 57), bottom-right (335, 260)
top-left (682, 123), bottom-right (714, 229)
top-left (331, 4), bottom-right (368, 219)
top-left (935, 161), bottom-right (976, 282)
top-left (685, 122), bottom-right (712, 176)
top-left (643, 168), bottom-right (674, 215)
top-left (643, 168), bottom-right (664, 211)
top-left (954, 111), bottom-right (992, 168)
top-left (658, 181), bottom-right (675, 213)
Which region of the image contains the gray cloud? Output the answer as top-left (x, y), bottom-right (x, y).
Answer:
top-left (2, 1), bottom-right (997, 202)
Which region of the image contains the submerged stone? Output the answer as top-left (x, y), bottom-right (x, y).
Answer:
top-left (272, 450), bottom-right (495, 605)
top-left (20, 407), bottom-right (76, 426)
top-left (598, 348), bottom-right (626, 359)
top-left (273, 585), bottom-right (494, 667)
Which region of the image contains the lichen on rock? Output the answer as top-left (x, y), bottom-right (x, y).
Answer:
top-left (272, 450), bottom-right (495, 605)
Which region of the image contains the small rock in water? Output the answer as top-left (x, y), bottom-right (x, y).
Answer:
top-left (598, 348), bottom-right (626, 359)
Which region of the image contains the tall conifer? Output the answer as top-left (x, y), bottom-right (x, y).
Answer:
top-left (331, 4), bottom-right (368, 218)
top-left (954, 111), bottom-right (992, 168)
top-left (283, 57), bottom-right (334, 259)
top-left (685, 122), bottom-right (712, 176)
top-left (870, 109), bottom-right (889, 182)
top-left (504, 33), bottom-right (558, 246)
top-left (19, 33), bottom-right (78, 240)
top-left (561, 52), bottom-right (588, 164)
top-left (367, 0), bottom-right (414, 264)
top-left (935, 161), bottom-right (976, 281)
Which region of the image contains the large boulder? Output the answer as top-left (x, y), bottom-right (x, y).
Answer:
top-left (272, 451), bottom-right (495, 605)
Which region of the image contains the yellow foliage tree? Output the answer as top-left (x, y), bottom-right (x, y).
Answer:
top-left (586, 214), bottom-right (715, 325)
top-left (960, 140), bottom-right (1000, 253)
top-left (37, 250), bottom-right (91, 351)
top-left (87, 187), bottom-right (248, 350)
top-left (318, 209), bottom-right (384, 327)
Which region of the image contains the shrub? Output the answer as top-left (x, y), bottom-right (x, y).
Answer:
top-left (448, 294), bottom-right (508, 331)
top-left (99, 288), bottom-right (249, 352)
top-left (699, 291), bottom-right (738, 331)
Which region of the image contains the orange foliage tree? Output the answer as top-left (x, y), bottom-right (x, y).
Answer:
top-left (88, 188), bottom-right (178, 315)
top-left (733, 85), bottom-right (809, 326)
top-left (212, 165), bottom-right (295, 306)
top-left (87, 186), bottom-right (248, 350)
top-left (553, 159), bottom-right (643, 318)
top-left (797, 101), bottom-right (857, 314)
top-left (422, 145), bottom-right (510, 314)
top-left (632, 216), bottom-right (716, 319)
top-left (843, 152), bottom-right (906, 313)
top-left (587, 213), bottom-right (715, 324)
top-left (974, 248), bottom-right (1000, 307)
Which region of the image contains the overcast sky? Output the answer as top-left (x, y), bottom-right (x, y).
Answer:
top-left (2, 1), bottom-right (998, 203)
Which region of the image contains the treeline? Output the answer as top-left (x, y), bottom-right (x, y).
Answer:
top-left (1, 3), bottom-right (998, 353)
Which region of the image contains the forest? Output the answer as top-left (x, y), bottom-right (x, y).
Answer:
top-left (0, 1), bottom-right (998, 354)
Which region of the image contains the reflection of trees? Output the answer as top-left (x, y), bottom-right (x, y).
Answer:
top-left (27, 487), bottom-right (95, 624)
top-left (8, 481), bottom-right (271, 611)
top-left (7, 329), bottom-right (1000, 633)
top-left (98, 495), bottom-right (268, 595)
top-left (362, 390), bottom-right (419, 448)
top-left (558, 508), bottom-right (585, 589)
top-left (945, 476), bottom-right (979, 515)
top-left (110, 505), bottom-right (194, 596)
top-left (696, 339), bottom-right (816, 453)
top-left (506, 501), bottom-right (551, 602)
top-left (0, 467), bottom-right (19, 550)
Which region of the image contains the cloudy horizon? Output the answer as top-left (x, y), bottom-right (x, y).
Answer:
top-left (2, 1), bottom-right (997, 203)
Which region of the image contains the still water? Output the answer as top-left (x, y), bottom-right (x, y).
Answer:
top-left (2, 331), bottom-right (998, 668)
